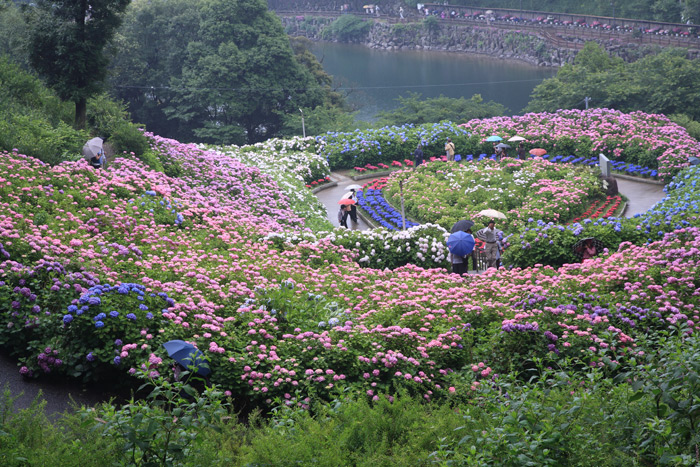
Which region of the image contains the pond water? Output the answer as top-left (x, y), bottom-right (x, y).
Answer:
top-left (309, 41), bottom-right (557, 121)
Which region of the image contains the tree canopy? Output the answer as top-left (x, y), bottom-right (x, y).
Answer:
top-left (26, 0), bottom-right (130, 129)
top-left (525, 42), bottom-right (700, 122)
top-left (110, 0), bottom-right (338, 144)
top-left (375, 92), bottom-right (507, 127)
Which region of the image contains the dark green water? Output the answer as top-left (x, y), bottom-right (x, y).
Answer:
top-left (309, 42), bottom-right (557, 121)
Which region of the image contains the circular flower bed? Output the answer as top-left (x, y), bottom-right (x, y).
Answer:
top-left (383, 157), bottom-right (604, 231)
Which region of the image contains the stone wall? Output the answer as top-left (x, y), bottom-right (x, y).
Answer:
top-left (280, 16), bottom-right (576, 67)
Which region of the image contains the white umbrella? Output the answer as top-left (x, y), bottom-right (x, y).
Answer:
top-left (477, 208), bottom-right (507, 219)
top-left (342, 191), bottom-right (354, 200)
top-left (82, 137), bottom-right (103, 160)
top-left (345, 184), bottom-right (362, 191)
top-left (507, 136), bottom-right (526, 142)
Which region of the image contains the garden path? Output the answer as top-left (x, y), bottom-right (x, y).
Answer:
top-left (616, 177), bottom-right (666, 217)
top-left (315, 171), bottom-right (374, 230)
top-left (0, 351), bottom-right (107, 418)
top-left (316, 171), bottom-right (668, 229)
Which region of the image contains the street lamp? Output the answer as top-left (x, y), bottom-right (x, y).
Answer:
top-left (299, 108), bottom-right (306, 138)
top-left (610, 1), bottom-right (616, 28)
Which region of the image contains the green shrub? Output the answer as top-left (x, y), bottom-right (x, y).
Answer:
top-left (109, 121), bottom-right (149, 157)
top-left (321, 15), bottom-right (370, 42)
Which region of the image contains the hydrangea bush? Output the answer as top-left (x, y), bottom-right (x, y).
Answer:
top-left (318, 109), bottom-right (699, 180)
top-left (0, 122), bottom-right (699, 410)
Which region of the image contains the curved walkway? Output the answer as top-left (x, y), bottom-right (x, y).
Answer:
top-left (316, 171), bottom-right (667, 229)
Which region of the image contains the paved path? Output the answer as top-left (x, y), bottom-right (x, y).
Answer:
top-left (0, 352), bottom-right (106, 417)
top-left (315, 172), bottom-right (374, 230)
top-left (315, 172), bottom-right (668, 228)
top-left (616, 177), bottom-right (666, 217)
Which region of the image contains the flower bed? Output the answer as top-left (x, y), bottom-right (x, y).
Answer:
top-left (1, 131), bottom-right (700, 413)
top-left (319, 110), bottom-right (698, 180)
top-left (351, 160), bottom-right (412, 176)
top-left (379, 157), bottom-right (604, 231)
top-left (504, 165), bottom-right (700, 268)
top-left (570, 195), bottom-right (623, 223)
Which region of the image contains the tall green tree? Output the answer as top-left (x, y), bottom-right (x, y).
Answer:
top-left (27, 0), bottom-right (130, 129)
top-left (109, 0), bottom-right (202, 141)
top-left (111, 0), bottom-right (331, 144)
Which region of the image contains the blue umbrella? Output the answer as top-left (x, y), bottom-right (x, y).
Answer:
top-left (447, 231), bottom-right (476, 256)
top-left (485, 135), bottom-right (502, 142)
top-left (162, 340), bottom-right (211, 376)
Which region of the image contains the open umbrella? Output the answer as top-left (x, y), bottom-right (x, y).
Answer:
top-left (447, 231), bottom-right (476, 256)
top-left (451, 219), bottom-right (475, 233)
top-left (476, 208), bottom-right (507, 219)
top-left (162, 340), bottom-right (211, 376)
top-left (529, 148), bottom-right (547, 157)
top-left (338, 198), bottom-right (356, 205)
top-left (495, 143), bottom-right (511, 149)
top-left (82, 137), bottom-right (104, 160)
top-left (345, 184), bottom-right (362, 191)
top-left (342, 191), bottom-right (355, 200)
top-left (572, 237), bottom-right (605, 260)
top-left (485, 135), bottom-right (502, 142)
top-left (507, 135), bottom-right (526, 142)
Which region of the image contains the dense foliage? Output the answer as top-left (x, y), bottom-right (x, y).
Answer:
top-left (527, 43), bottom-right (700, 123)
top-left (319, 109), bottom-right (699, 180)
top-left (26, 0), bottom-right (130, 129)
top-left (0, 58), bottom-right (149, 164)
top-left (375, 92), bottom-right (507, 127)
top-left (110, 0), bottom-right (340, 145)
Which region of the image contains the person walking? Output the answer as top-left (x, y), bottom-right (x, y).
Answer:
top-left (346, 189), bottom-right (358, 225)
top-left (450, 251), bottom-right (468, 276)
top-left (399, 6), bottom-right (404, 19)
top-left (413, 143), bottom-right (424, 169)
top-left (445, 137), bottom-right (456, 162)
top-left (476, 220), bottom-right (499, 269)
top-left (517, 142), bottom-right (527, 160)
top-left (338, 205), bottom-right (351, 228)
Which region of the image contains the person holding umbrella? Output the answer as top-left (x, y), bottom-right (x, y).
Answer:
top-left (475, 220), bottom-right (499, 269)
top-left (447, 230), bottom-right (475, 276)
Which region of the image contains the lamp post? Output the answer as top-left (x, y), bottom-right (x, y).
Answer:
top-left (610, 1), bottom-right (616, 28)
top-left (299, 108), bottom-right (306, 138)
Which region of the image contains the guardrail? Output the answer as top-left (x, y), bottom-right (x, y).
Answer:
top-left (274, 10), bottom-right (700, 50)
